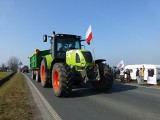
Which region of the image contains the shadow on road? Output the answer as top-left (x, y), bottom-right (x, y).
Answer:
top-left (25, 73), bottom-right (137, 98)
top-left (68, 83), bottom-right (138, 98)
top-left (106, 83), bottom-right (138, 94)
top-left (68, 86), bottom-right (100, 98)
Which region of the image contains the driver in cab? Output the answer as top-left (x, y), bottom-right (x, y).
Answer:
top-left (69, 43), bottom-right (75, 49)
top-left (58, 43), bottom-right (68, 58)
top-left (59, 43), bottom-right (76, 52)
top-left (59, 43), bottom-right (68, 52)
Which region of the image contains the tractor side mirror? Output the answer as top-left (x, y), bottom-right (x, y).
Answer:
top-left (43, 35), bottom-right (47, 42)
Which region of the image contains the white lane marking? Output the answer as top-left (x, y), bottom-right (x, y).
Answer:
top-left (23, 74), bottom-right (62, 120)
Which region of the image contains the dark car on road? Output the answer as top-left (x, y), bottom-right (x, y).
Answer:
top-left (21, 65), bottom-right (29, 73)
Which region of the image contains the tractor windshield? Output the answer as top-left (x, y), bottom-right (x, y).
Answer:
top-left (55, 37), bottom-right (81, 58)
top-left (56, 37), bottom-right (81, 52)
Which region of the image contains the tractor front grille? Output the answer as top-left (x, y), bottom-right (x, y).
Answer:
top-left (82, 52), bottom-right (93, 63)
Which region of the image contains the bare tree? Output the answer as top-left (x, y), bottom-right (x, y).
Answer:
top-left (0, 63), bottom-right (7, 71)
top-left (8, 57), bottom-right (19, 72)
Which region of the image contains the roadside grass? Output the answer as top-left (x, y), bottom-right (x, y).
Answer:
top-left (0, 73), bottom-right (32, 120)
top-left (0, 72), bottom-right (12, 80)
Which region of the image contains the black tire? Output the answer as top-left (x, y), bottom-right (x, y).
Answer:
top-left (52, 63), bottom-right (73, 97)
top-left (73, 72), bottom-right (82, 86)
top-left (36, 70), bottom-right (40, 82)
top-left (31, 71), bottom-right (36, 80)
top-left (40, 59), bottom-right (49, 87)
top-left (73, 79), bottom-right (82, 86)
top-left (92, 63), bottom-right (114, 91)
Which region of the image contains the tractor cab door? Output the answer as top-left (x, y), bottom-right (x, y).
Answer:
top-left (57, 42), bottom-right (68, 58)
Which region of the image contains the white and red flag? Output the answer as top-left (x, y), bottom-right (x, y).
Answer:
top-left (117, 60), bottom-right (124, 69)
top-left (86, 25), bottom-right (92, 45)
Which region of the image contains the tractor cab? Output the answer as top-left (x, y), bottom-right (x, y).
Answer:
top-left (55, 35), bottom-right (81, 58)
top-left (43, 33), bottom-right (82, 59)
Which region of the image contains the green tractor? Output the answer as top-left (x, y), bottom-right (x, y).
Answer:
top-left (40, 31), bottom-right (114, 97)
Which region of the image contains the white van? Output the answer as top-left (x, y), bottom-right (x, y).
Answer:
top-left (124, 64), bottom-right (160, 85)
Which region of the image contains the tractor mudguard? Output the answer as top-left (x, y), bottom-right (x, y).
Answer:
top-left (43, 54), bottom-right (53, 69)
top-left (95, 59), bottom-right (106, 64)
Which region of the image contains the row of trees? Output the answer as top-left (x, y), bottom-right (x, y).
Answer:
top-left (0, 57), bottom-right (20, 72)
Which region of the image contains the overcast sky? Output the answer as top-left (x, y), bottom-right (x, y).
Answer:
top-left (0, 0), bottom-right (160, 67)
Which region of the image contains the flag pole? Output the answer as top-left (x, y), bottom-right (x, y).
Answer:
top-left (91, 36), bottom-right (96, 68)
top-left (86, 25), bottom-right (96, 68)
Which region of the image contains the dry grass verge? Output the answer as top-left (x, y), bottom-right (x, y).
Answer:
top-left (0, 73), bottom-right (32, 120)
top-left (0, 72), bottom-right (12, 80)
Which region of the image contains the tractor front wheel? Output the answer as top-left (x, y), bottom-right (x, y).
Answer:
top-left (92, 63), bottom-right (114, 91)
top-left (52, 63), bottom-right (73, 97)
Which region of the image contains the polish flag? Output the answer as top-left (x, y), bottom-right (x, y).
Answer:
top-left (117, 60), bottom-right (124, 69)
top-left (86, 25), bottom-right (92, 44)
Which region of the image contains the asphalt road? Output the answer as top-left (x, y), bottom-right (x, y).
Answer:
top-left (25, 73), bottom-right (160, 120)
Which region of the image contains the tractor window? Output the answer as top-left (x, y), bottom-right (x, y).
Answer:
top-left (57, 43), bottom-right (65, 51)
top-left (56, 37), bottom-right (81, 52)
top-left (68, 41), bottom-right (80, 49)
top-left (55, 37), bottom-right (81, 59)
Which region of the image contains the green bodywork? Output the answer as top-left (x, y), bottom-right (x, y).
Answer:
top-left (30, 49), bottom-right (92, 72)
top-left (45, 54), bottom-right (53, 69)
top-left (66, 49), bottom-right (93, 71)
top-left (30, 50), bottom-right (50, 69)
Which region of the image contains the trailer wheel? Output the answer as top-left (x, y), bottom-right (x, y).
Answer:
top-left (36, 70), bottom-right (40, 82)
top-left (92, 63), bottom-right (114, 91)
top-left (31, 71), bottom-right (36, 80)
top-left (40, 59), bottom-right (48, 87)
top-left (52, 63), bottom-right (73, 97)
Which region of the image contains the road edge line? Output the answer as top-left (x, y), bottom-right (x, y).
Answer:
top-left (23, 73), bottom-right (62, 120)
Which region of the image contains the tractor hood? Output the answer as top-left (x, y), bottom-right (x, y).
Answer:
top-left (66, 49), bottom-right (93, 71)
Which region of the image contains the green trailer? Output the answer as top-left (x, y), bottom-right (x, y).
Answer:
top-left (29, 49), bottom-right (50, 81)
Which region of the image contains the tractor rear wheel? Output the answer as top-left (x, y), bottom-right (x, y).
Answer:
top-left (52, 63), bottom-right (73, 97)
top-left (92, 63), bottom-right (114, 91)
top-left (40, 59), bottom-right (48, 87)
